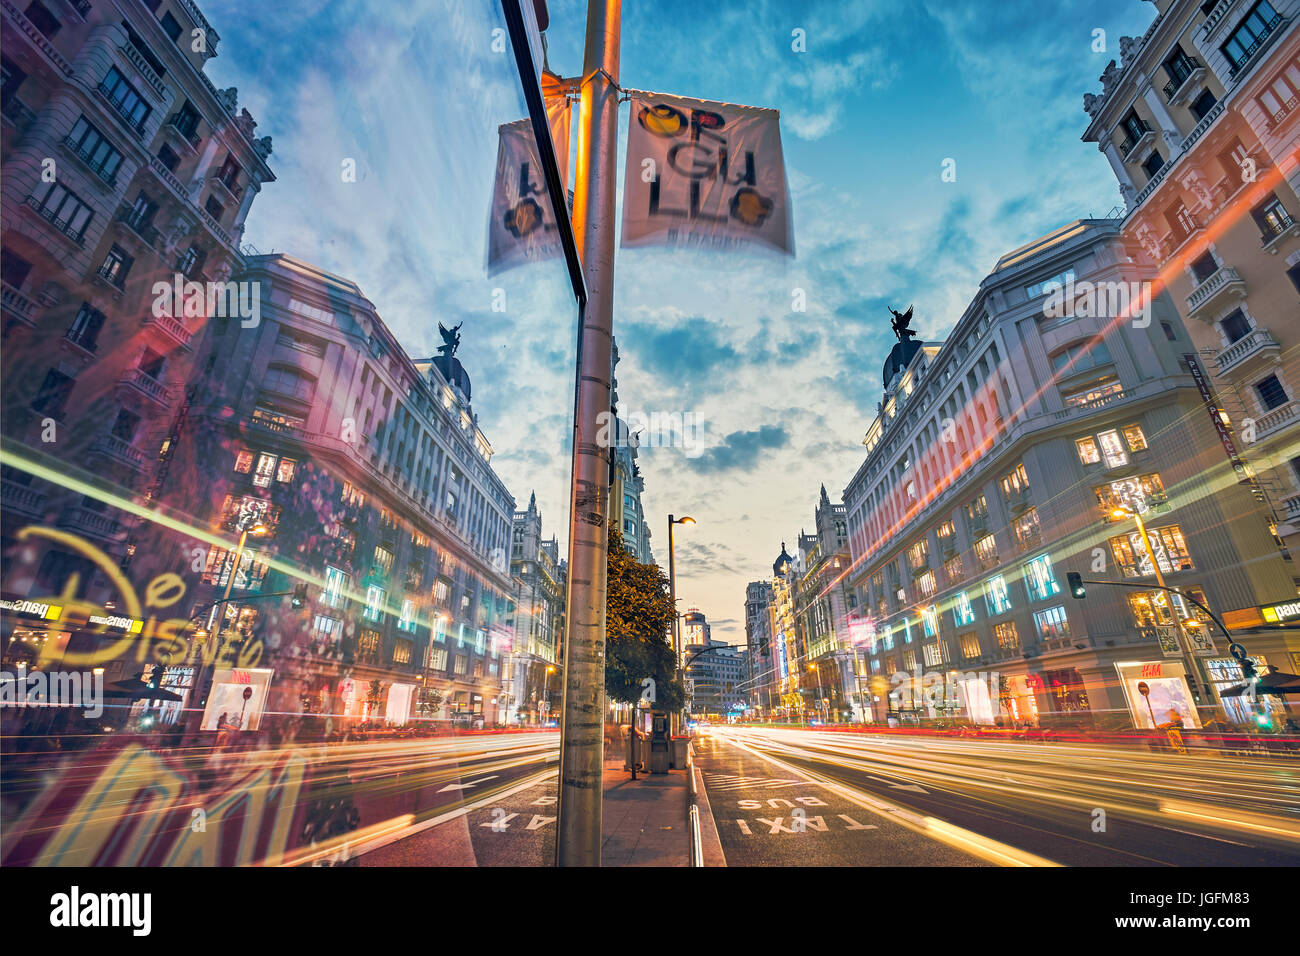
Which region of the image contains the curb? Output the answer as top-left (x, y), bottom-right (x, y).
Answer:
top-left (687, 740), bottom-right (727, 866)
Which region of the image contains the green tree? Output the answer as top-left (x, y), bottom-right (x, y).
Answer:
top-left (605, 530), bottom-right (684, 712)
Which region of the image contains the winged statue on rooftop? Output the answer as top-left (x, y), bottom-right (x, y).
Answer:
top-left (888, 305), bottom-right (916, 342)
top-left (437, 321), bottom-right (462, 358)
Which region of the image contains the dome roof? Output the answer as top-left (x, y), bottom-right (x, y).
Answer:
top-left (773, 542), bottom-right (794, 577)
top-left (882, 338), bottom-right (922, 390)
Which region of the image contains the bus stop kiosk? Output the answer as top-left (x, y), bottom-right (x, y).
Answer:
top-left (650, 711), bottom-right (670, 774)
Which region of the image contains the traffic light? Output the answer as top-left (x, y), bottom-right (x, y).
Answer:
top-left (1239, 655), bottom-right (1257, 681)
top-left (291, 583), bottom-right (309, 609)
top-left (1066, 572), bottom-right (1086, 599)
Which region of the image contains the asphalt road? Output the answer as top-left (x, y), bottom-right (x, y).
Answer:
top-left (696, 727), bottom-right (1300, 867)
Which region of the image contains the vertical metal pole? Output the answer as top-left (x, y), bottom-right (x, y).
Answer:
top-left (555, 0), bottom-right (620, 868)
top-left (1130, 512), bottom-right (1221, 721)
top-left (668, 515), bottom-right (679, 734)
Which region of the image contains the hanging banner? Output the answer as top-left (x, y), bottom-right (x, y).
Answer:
top-left (486, 91), bottom-right (571, 275)
top-left (621, 91), bottom-right (794, 255)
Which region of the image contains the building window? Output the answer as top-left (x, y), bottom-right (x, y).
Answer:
top-left (1035, 605), bottom-right (1070, 642)
top-left (922, 642), bottom-right (943, 668)
top-left (160, 10), bottom-right (183, 42)
top-left (1190, 87), bottom-right (1218, 121)
top-left (1253, 193), bottom-right (1294, 243)
top-left (66, 302), bottom-right (106, 352)
top-left (33, 181), bottom-right (93, 241)
top-left (393, 639), bottom-right (413, 665)
top-left (985, 574), bottom-right (1013, 615)
top-left (1161, 321), bottom-right (1177, 342)
top-left (953, 591), bottom-right (976, 627)
top-left (959, 632), bottom-right (981, 660)
top-left (1219, 309), bottom-right (1251, 344)
top-left (398, 598), bottom-right (417, 632)
top-left (921, 605), bottom-right (939, 638)
top-left (1095, 473), bottom-right (1166, 518)
top-left (204, 194), bottom-right (225, 222)
top-left (1012, 508), bottom-right (1042, 552)
top-left (944, 553), bottom-right (964, 584)
top-left (1255, 373), bottom-right (1289, 411)
top-left (323, 565), bottom-right (347, 608)
top-left (454, 654), bottom-right (468, 676)
top-left (263, 366), bottom-right (315, 402)
top-left (994, 621), bottom-right (1019, 651)
top-left (357, 629), bottom-right (381, 665)
top-left (1023, 553), bottom-right (1061, 601)
top-left (1222, 1), bottom-right (1281, 76)
top-left (975, 534), bottom-right (999, 571)
top-left (31, 368), bottom-right (75, 419)
top-left (110, 408), bottom-right (139, 442)
top-left (98, 244), bottom-right (133, 288)
top-left (1109, 524), bottom-right (1194, 577)
top-left (24, 1), bottom-right (60, 38)
top-left (99, 67), bottom-right (151, 131)
top-left (917, 570), bottom-right (937, 599)
top-left (364, 585), bottom-right (385, 622)
top-left (999, 463), bottom-right (1030, 499)
top-left (430, 647), bottom-right (448, 671)
top-left (67, 115), bottom-right (123, 182)
top-left (907, 538), bottom-right (929, 572)
top-left (373, 545), bottom-right (394, 575)
top-left (1141, 151), bottom-right (1164, 182)
top-left (1062, 376), bottom-right (1124, 409)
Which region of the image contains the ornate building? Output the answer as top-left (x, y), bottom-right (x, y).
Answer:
top-left (2, 0), bottom-right (274, 621)
top-left (130, 253), bottom-right (518, 731)
top-left (1082, 0), bottom-right (1300, 554)
top-left (843, 220), bottom-right (1296, 731)
top-left (507, 491), bottom-right (563, 724)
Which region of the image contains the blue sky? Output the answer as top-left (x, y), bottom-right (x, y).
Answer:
top-left (203, 0), bottom-right (1155, 645)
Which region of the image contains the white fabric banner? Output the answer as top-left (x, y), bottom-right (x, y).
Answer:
top-left (621, 91), bottom-right (793, 255)
top-left (487, 93), bottom-right (571, 275)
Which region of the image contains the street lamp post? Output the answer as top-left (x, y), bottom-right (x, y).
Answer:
top-left (668, 514), bottom-right (695, 734)
top-left (1112, 505), bottom-right (1222, 721)
top-left (211, 516), bottom-right (270, 645)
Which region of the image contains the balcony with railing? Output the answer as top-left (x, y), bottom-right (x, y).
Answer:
top-left (1254, 399), bottom-right (1299, 442)
top-left (62, 135), bottom-right (119, 187)
top-left (142, 310), bottom-right (194, 351)
top-left (24, 195), bottom-right (86, 245)
top-left (165, 112), bottom-right (202, 151)
top-left (94, 262), bottom-right (128, 291)
top-left (1186, 265), bottom-right (1246, 316)
top-left (114, 204), bottom-right (161, 250)
top-left (1, 96), bottom-right (37, 134)
top-left (1162, 56), bottom-right (1206, 107)
top-left (209, 172), bottom-right (245, 203)
top-left (1, 477), bottom-right (46, 517)
top-left (59, 505), bottom-right (122, 542)
top-left (90, 434), bottom-right (145, 471)
top-left (1119, 120), bottom-right (1153, 160)
top-left (118, 367), bottom-right (169, 406)
top-left (1264, 92), bottom-right (1300, 132)
top-left (1, 280), bottom-right (39, 328)
top-left (1260, 212), bottom-right (1298, 250)
top-left (1215, 329), bottom-right (1280, 376)
top-left (1226, 11), bottom-right (1285, 79)
top-left (96, 82), bottom-right (148, 138)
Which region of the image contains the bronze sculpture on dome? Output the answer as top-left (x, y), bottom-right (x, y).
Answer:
top-left (888, 305), bottom-right (916, 342)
